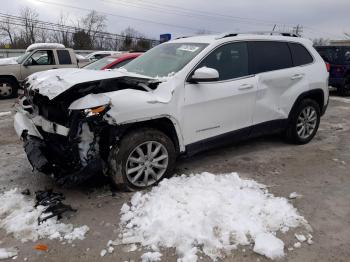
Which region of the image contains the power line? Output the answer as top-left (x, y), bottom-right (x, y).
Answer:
top-left (103, 0), bottom-right (344, 39)
top-left (34, 0), bottom-right (216, 33)
top-left (102, 0), bottom-right (277, 27)
top-left (0, 13), bottom-right (160, 43)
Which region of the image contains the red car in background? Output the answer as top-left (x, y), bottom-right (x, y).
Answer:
top-left (83, 52), bottom-right (143, 70)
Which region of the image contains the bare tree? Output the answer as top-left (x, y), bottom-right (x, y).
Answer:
top-left (80, 11), bottom-right (106, 48)
top-left (20, 7), bottom-right (39, 45)
top-left (313, 38), bottom-right (329, 46)
top-left (50, 13), bottom-right (73, 47)
top-left (0, 16), bottom-right (16, 46)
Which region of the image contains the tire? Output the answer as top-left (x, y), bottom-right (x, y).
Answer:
top-left (0, 78), bottom-right (18, 99)
top-left (336, 85), bottom-right (346, 96)
top-left (108, 128), bottom-right (176, 191)
top-left (337, 76), bottom-right (350, 96)
top-left (285, 99), bottom-right (321, 144)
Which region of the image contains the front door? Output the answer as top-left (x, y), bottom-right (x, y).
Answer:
top-left (182, 42), bottom-right (257, 145)
top-left (20, 50), bottom-right (57, 79)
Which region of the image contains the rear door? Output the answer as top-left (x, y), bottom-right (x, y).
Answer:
top-left (183, 42), bottom-right (257, 145)
top-left (55, 49), bottom-right (77, 69)
top-left (248, 41), bottom-right (309, 124)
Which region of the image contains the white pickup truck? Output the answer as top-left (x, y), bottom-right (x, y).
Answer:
top-left (0, 43), bottom-right (90, 99)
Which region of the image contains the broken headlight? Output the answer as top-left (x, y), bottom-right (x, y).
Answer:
top-left (83, 104), bottom-right (109, 118)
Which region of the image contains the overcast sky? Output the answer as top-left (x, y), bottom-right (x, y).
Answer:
top-left (3, 0), bottom-right (350, 40)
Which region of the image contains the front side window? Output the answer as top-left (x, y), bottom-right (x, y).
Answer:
top-left (289, 43), bottom-right (313, 66)
top-left (57, 50), bottom-right (72, 65)
top-left (123, 43), bottom-right (208, 77)
top-left (26, 50), bottom-right (55, 66)
top-left (249, 41), bottom-right (293, 74)
top-left (196, 42), bottom-right (249, 81)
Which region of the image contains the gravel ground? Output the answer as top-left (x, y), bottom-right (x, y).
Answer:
top-left (0, 94), bottom-right (349, 262)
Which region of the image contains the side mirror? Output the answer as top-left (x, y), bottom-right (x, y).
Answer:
top-left (23, 59), bottom-right (30, 66)
top-left (189, 67), bottom-right (219, 83)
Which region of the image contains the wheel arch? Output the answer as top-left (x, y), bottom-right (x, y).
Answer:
top-left (0, 75), bottom-right (20, 86)
top-left (288, 89), bottom-right (325, 119)
top-left (116, 116), bottom-right (185, 154)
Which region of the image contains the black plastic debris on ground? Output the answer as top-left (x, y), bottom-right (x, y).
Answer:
top-left (35, 189), bottom-right (76, 225)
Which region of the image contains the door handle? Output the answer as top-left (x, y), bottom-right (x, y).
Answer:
top-left (238, 84), bottom-right (254, 90)
top-left (291, 74), bottom-right (304, 80)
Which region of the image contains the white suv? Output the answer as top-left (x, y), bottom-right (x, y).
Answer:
top-left (14, 32), bottom-right (329, 190)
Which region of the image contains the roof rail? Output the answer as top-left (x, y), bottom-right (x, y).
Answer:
top-left (216, 31), bottom-right (299, 39)
top-left (175, 36), bottom-right (192, 40)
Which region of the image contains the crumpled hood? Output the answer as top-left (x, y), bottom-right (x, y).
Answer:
top-left (26, 68), bottom-right (154, 100)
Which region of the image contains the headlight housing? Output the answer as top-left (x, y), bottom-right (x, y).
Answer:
top-left (83, 104), bottom-right (109, 117)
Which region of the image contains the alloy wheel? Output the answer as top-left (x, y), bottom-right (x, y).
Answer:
top-left (125, 141), bottom-right (169, 187)
top-left (296, 106), bottom-right (317, 139)
top-left (0, 82), bottom-right (13, 98)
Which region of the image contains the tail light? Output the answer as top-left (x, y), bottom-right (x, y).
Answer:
top-left (325, 62), bottom-right (330, 72)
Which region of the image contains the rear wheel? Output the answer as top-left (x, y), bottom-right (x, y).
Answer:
top-left (108, 128), bottom-right (176, 191)
top-left (0, 78), bottom-right (18, 99)
top-left (285, 99), bottom-right (320, 144)
top-left (337, 76), bottom-right (350, 96)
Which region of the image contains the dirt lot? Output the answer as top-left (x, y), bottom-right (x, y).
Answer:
top-left (0, 95), bottom-right (349, 262)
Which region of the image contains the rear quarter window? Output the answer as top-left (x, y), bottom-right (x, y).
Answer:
top-left (289, 43), bottom-right (313, 66)
top-left (57, 50), bottom-right (72, 65)
top-left (248, 41), bottom-right (293, 74)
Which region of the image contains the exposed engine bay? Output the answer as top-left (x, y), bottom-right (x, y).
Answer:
top-left (16, 76), bottom-right (161, 186)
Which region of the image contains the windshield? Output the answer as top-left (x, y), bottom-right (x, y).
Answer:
top-left (16, 52), bottom-right (31, 64)
top-left (83, 56), bottom-right (118, 70)
top-left (123, 43), bottom-right (208, 77)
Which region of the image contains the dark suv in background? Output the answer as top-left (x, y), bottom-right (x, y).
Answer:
top-left (315, 46), bottom-right (350, 95)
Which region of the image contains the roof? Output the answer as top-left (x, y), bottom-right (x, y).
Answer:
top-left (170, 32), bottom-right (313, 46)
top-left (26, 43), bottom-right (65, 52)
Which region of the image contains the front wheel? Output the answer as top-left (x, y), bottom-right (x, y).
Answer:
top-left (0, 78), bottom-right (18, 99)
top-left (285, 99), bottom-right (321, 144)
top-left (108, 128), bottom-right (176, 191)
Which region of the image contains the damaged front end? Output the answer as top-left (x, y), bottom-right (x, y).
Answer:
top-left (15, 75), bottom-right (158, 186)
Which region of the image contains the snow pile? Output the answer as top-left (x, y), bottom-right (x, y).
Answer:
top-left (141, 252), bottom-right (162, 262)
top-left (253, 233), bottom-right (284, 259)
top-left (0, 248), bottom-right (18, 259)
top-left (119, 172), bottom-right (310, 261)
top-left (0, 189), bottom-right (89, 242)
top-left (0, 57), bottom-right (18, 65)
top-left (0, 111), bottom-right (11, 117)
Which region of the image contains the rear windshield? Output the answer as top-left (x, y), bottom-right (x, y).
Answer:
top-left (83, 56), bottom-right (118, 70)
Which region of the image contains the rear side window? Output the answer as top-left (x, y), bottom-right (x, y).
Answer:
top-left (248, 41), bottom-right (293, 74)
top-left (57, 50), bottom-right (72, 65)
top-left (196, 42), bottom-right (249, 81)
top-left (289, 43), bottom-right (313, 66)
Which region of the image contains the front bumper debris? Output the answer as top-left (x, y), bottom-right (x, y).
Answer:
top-left (14, 109), bottom-right (105, 187)
top-left (24, 137), bottom-right (53, 174)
